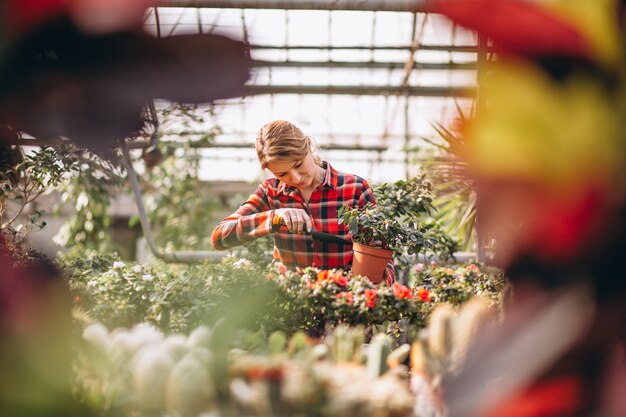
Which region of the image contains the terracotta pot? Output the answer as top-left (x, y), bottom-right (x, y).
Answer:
top-left (351, 242), bottom-right (393, 284)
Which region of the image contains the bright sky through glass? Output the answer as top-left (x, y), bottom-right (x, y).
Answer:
top-left (145, 7), bottom-right (476, 184)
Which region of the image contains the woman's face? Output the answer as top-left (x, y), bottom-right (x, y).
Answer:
top-left (266, 152), bottom-right (320, 190)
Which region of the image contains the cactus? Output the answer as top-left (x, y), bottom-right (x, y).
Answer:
top-left (427, 304), bottom-right (455, 367)
top-left (366, 333), bottom-right (392, 377)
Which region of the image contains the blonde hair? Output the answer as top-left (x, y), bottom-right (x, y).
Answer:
top-left (255, 120), bottom-right (321, 169)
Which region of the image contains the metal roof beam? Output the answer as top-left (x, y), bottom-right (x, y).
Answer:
top-left (252, 59), bottom-right (476, 70)
top-left (245, 85), bottom-right (475, 97)
top-left (154, 0), bottom-right (428, 12)
top-left (249, 44), bottom-right (479, 52)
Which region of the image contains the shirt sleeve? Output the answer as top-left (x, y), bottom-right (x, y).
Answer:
top-left (357, 178), bottom-right (377, 208)
top-left (385, 261), bottom-right (396, 285)
top-left (211, 183), bottom-right (275, 250)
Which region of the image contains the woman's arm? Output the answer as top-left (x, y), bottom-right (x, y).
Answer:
top-left (211, 184), bottom-right (275, 250)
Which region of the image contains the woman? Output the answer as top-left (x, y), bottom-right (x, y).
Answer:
top-left (211, 119), bottom-right (394, 284)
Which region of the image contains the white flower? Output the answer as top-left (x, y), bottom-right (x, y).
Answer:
top-left (133, 265), bottom-right (143, 273)
top-left (113, 261), bottom-right (125, 269)
top-left (142, 274), bottom-right (154, 282)
top-left (87, 279), bottom-right (98, 287)
top-left (233, 258), bottom-right (252, 268)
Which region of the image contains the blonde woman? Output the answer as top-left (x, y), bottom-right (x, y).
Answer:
top-left (211, 120), bottom-right (394, 283)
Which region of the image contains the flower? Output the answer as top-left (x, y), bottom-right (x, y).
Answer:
top-left (364, 289), bottom-right (378, 309)
top-left (233, 258), bottom-right (252, 268)
top-left (417, 288), bottom-right (431, 302)
top-left (133, 265), bottom-right (142, 273)
top-left (317, 270), bottom-right (329, 282)
top-left (466, 264), bottom-right (479, 272)
top-left (415, 263), bottom-right (424, 273)
top-left (142, 274), bottom-right (154, 282)
top-left (392, 282), bottom-right (413, 299)
top-left (336, 291), bottom-right (354, 304)
top-left (113, 261), bottom-right (125, 269)
top-left (330, 270), bottom-right (348, 287)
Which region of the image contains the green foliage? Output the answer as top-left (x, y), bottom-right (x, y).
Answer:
top-left (338, 175), bottom-right (458, 261)
top-left (134, 137), bottom-right (221, 251)
top-left (0, 145), bottom-right (78, 245)
top-left (411, 262), bottom-right (507, 307)
top-left (62, 253), bottom-right (284, 334)
top-left (422, 119), bottom-right (477, 251)
top-left (229, 234), bottom-right (275, 267)
top-left (53, 152), bottom-right (125, 251)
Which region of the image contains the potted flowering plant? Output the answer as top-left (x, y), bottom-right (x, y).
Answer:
top-left (338, 175), bottom-right (457, 283)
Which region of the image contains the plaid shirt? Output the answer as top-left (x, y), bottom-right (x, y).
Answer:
top-left (211, 161), bottom-right (395, 283)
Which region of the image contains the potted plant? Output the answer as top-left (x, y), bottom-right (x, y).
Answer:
top-left (338, 175), bottom-right (457, 284)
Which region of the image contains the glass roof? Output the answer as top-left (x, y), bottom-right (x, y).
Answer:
top-left (144, 7), bottom-right (477, 183)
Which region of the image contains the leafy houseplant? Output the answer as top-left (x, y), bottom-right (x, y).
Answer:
top-left (338, 175), bottom-right (457, 283)
top-left (421, 118), bottom-right (478, 251)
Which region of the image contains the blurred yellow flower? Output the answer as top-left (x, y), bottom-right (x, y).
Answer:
top-left (466, 61), bottom-right (623, 191)
top-left (544, 0), bottom-right (622, 66)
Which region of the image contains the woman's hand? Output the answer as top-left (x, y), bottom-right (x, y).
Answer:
top-left (273, 208), bottom-right (312, 234)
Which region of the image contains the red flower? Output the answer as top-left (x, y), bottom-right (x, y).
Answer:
top-left (392, 282), bottom-right (413, 299)
top-left (431, 0), bottom-right (591, 59)
top-left (417, 288), bottom-right (431, 302)
top-left (364, 289), bottom-right (378, 309)
top-left (336, 291), bottom-right (354, 304)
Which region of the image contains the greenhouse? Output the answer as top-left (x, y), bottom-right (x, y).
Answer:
top-left (1, 1), bottom-right (625, 417)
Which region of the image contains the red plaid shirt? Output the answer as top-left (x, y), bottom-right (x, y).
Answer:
top-left (211, 162), bottom-right (395, 283)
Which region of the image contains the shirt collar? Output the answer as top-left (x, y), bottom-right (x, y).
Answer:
top-left (322, 161), bottom-right (339, 189)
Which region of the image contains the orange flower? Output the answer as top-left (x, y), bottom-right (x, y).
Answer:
top-left (417, 288), bottom-right (431, 302)
top-left (330, 270), bottom-right (349, 287)
top-left (317, 270), bottom-right (329, 282)
top-left (336, 291), bottom-right (354, 304)
top-left (392, 282), bottom-right (413, 299)
top-left (365, 288), bottom-right (378, 309)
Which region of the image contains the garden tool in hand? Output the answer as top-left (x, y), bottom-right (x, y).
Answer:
top-left (272, 214), bottom-right (351, 245)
